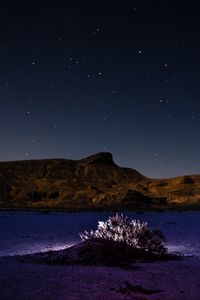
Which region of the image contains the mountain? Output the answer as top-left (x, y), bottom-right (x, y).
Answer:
top-left (0, 152), bottom-right (200, 211)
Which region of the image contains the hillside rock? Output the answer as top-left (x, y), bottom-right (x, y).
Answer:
top-left (0, 152), bottom-right (200, 210)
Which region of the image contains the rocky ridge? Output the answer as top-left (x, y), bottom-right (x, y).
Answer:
top-left (0, 152), bottom-right (200, 211)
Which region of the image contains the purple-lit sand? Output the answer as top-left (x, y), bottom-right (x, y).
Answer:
top-left (1, 211), bottom-right (200, 299)
top-left (0, 255), bottom-right (200, 299)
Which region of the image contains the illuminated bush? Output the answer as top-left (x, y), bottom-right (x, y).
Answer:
top-left (80, 213), bottom-right (166, 255)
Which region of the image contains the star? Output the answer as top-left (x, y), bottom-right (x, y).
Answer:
top-left (93, 28), bottom-right (100, 35)
top-left (159, 99), bottom-right (169, 104)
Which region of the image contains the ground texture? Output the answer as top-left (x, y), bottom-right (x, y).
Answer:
top-left (0, 255), bottom-right (200, 300)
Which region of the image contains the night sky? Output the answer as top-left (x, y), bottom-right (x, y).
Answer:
top-left (1, 1), bottom-right (200, 178)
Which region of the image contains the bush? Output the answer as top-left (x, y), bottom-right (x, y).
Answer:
top-left (80, 213), bottom-right (166, 255)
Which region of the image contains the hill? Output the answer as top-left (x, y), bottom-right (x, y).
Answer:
top-left (0, 152), bottom-right (200, 211)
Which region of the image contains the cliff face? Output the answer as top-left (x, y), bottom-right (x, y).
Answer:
top-left (0, 152), bottom-right (200, 211)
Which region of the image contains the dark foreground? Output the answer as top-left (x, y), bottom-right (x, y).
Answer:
top-left (0, 254), bottom-right (200, 300)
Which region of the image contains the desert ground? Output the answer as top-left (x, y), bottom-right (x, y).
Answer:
top-left (0, 254), bottom-right (200, 300)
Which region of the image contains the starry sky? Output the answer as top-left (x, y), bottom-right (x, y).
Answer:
top-left (1, 1), bottom-right (200, 178)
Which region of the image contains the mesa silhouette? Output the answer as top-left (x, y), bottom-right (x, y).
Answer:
top-left (0, 152), bottom-right (200, 211)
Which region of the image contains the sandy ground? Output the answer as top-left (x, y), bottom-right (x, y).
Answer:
top-left (0, 255), bottom-right (200, 300)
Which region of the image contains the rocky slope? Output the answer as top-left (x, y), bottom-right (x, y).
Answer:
top-left (0, 152), bottom-right (200, 211)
